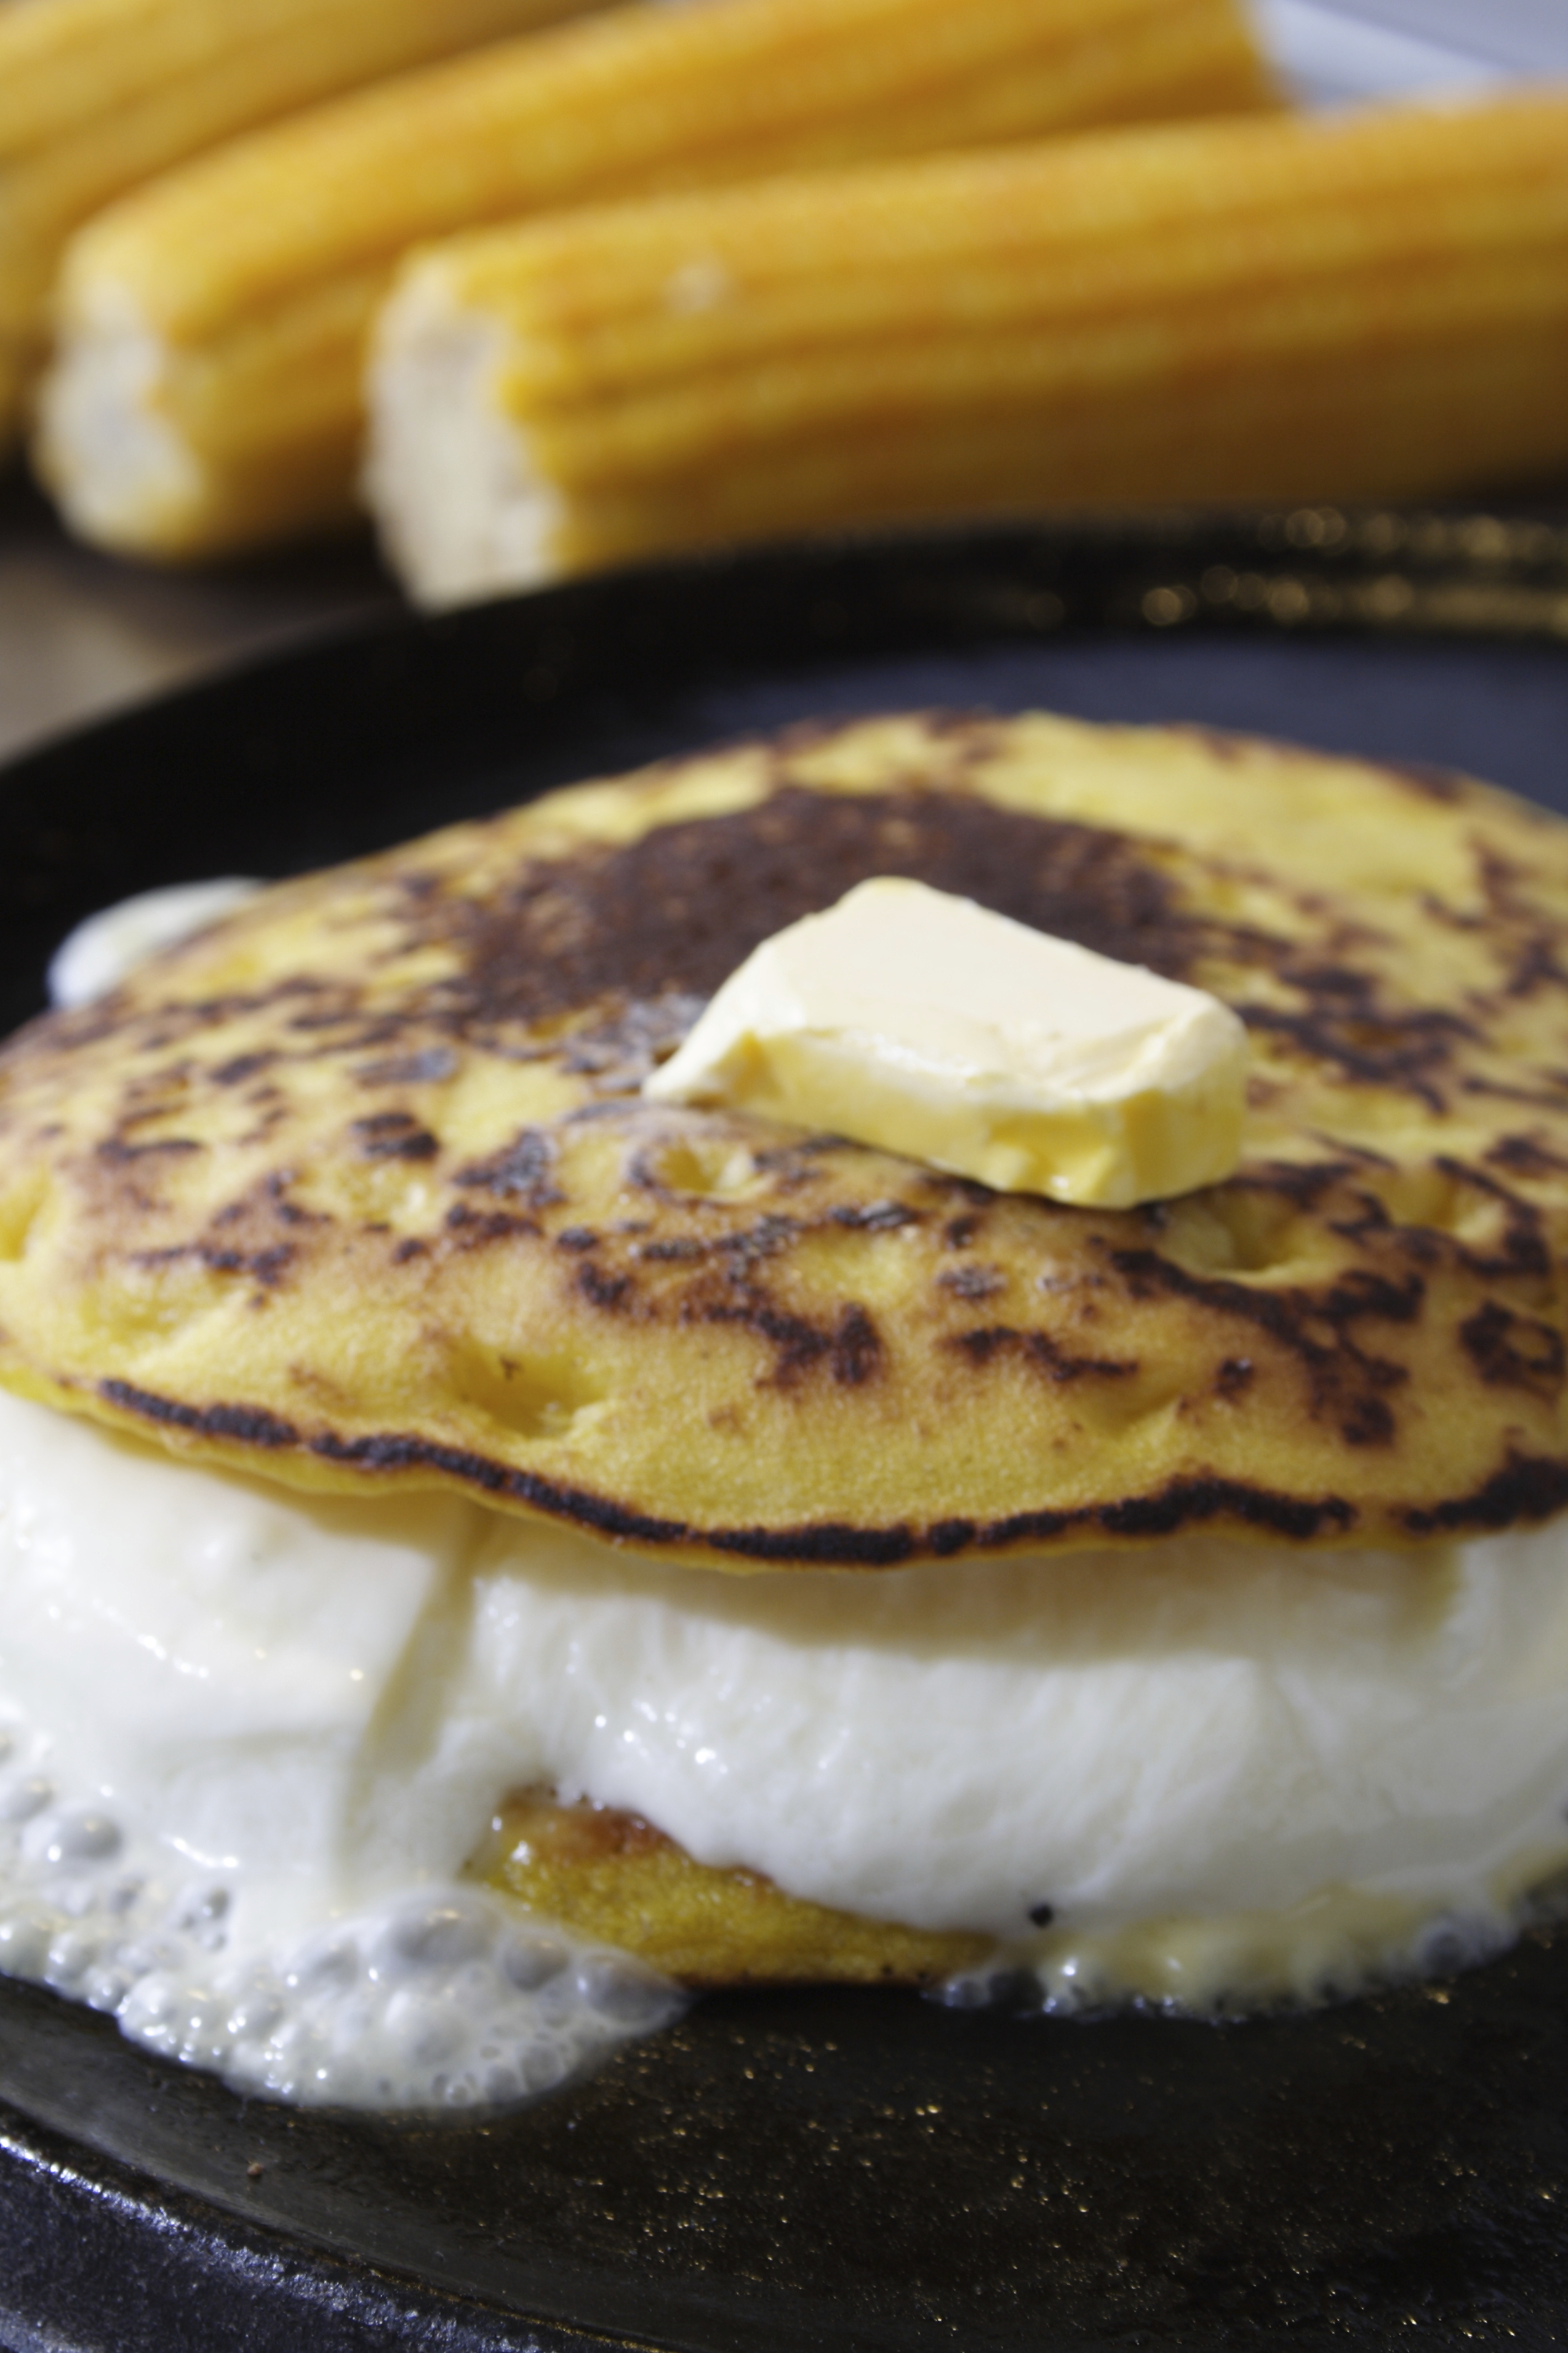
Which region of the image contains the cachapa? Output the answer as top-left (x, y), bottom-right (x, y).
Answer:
top-left (1, 708), bottom-right (1565, 1564)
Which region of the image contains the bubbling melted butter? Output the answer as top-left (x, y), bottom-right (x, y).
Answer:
top-left (0, 1707), bottom-right (680, 2114)
top-left (948, 1861), bottom-right (1568, 2021)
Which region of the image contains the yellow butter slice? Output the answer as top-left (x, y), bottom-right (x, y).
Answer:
top-left (644, 876), bottom-right (1247, 1207)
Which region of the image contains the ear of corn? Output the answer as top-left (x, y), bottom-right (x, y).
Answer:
top-left (35, 0), bottom-right (1275, 558)
top-left (0, 0), bottom-right (608, 450)
top-left (361, 92), bottom-right (1568, 605)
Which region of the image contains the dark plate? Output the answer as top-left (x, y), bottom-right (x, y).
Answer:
top-left (4, 510), bottom-right (1568, 2353)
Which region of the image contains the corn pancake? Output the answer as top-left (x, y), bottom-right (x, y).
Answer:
top-left (2, 708), bottom-right (1568, 1564)
top-left (480, 1791), bottom-right (991, 1987)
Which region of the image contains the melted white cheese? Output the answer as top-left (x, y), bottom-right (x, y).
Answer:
top-left (1, 1387), bottom-right (1566, 2108)
top-left (0, 1398), bottom-right (678, 2110)
top-left (48, 878), bottom-right (263, 1009)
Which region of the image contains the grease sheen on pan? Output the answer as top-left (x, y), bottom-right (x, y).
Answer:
top-left (1, 709), bottom-right (1566, 1567)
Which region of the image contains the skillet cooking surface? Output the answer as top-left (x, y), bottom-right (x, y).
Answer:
top-left (3, 511), bottom-right (1568, 2352)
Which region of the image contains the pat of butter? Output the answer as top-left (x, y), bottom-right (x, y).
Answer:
top-left (644, 877), bottom-right (1247, 1207)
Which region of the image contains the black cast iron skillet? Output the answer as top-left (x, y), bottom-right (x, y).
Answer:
top-left (4, 510), bottom-right (1568, 2353)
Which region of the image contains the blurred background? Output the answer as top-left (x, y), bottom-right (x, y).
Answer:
top-left (1, 0), bottom-right (1565, 767)
top-left (1260, 0), bottom-right (1567, 98)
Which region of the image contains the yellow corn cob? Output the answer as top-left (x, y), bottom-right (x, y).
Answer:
top-left (35, 0), bottom-right (1275, 559)
top-left (0, 0), bottom-right (609, 449)
top-left (361, 92), bottom-right (1568, 605)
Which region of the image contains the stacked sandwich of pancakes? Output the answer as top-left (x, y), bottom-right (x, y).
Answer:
top-left (2, 709), bottom-right (1567, 2096)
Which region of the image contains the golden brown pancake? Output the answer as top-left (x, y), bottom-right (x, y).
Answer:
top-left (2, 708), bottom-right (1567, 1564)
top-left (479, 1791), bottom-right (990, 1987)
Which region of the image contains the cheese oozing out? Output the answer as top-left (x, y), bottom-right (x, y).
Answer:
top-left (1, 1388), bottom-right (1567, 2114)
top-left (645, 877), bottom-right (1248, 1207)
top-left (48, 878), bottom-right (263, 1010)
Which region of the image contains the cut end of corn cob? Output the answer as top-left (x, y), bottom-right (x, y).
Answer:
top-left (365, 91), bottom-right (1568, 608)
top-left (0, 0), bottom-right (610, 455)
top-left (35, 0), bottom-right (1275, 560)
top-left (39, 283), bottom-right (203, 556)
top-left (366, 265), bottom-right (565, 604)
top-left (38, 276), bottom-right (366, 558)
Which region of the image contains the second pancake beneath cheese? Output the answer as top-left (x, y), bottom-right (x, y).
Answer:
top-left (3, 708), bottom-right (1568, 1563)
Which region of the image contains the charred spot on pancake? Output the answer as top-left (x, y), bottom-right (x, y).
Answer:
top-left (353, 1111), bottom-right (439, 1163)
top-left (938, 1264), bottom-right (1006, 1301)
top-left (577, 1262), bottom-right (632, 1311)
top-left (1405, 1456), bottom-right (1568, 1535)
top-left (99, 1380), bottom-right (300, 1450)
top-left (1236, 991), bottom-right (1471, 1113)
top-left (212, 1053), bottom-right (276, 1086)
top-left (561, 997), bottom-right (703, 1090)
top-left (1340, 1395), bottom-right (1397, 1447)
top-left (1459, 1302), bottom-right (1567, 1398)
top-left (353, 1048), bottom-right (459, 1086)
top-left (693, 1291), bottom-right (884, 1389)
top-left (452, 1129), bottom-right (561, 1208)
top-left (97, 1135), bottom-right (202, 1163)
top-left (832, 1305), bottom-right (882, 1386)
top-left (444, 1204), bottom-right (540, 1248)
top-left (1476, 848), bottom-right (1568, 1001)
top-left (132, 1237), bottom-right (296, 1297)
top-left (417, 786), bottom-right (1227, 1029)
top-left (1085, 1478), bottom-right (1356, 1544)
top-left (1487, 1134), bottom-right (1568, 1179)
top-left (828, 1200), bottom-right (918, 1232)
top-left (951, 1327), bottom-right (1136, 1384)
